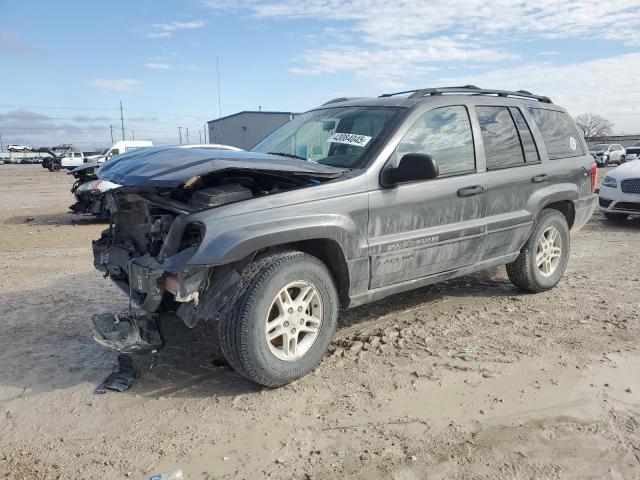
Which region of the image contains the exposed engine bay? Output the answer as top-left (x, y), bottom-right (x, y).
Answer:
top-left (93, 169), bottom-right (331, 330)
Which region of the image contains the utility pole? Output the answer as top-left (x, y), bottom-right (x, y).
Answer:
top-left (119, 101), bottom-right (125, 141)
top-left (204, 123), bottom-right (208, 144)
top-left (132, 130), bottom-right (135, 140)
top-left (216, 56), bottom-right (222, 118)
top-left (198, 130), bottom-right (202, 143)
top-left (178, 126), bottom-right (182, 144)
top-left (186, 127), bottom-right (189, 144)
top-left (0, 133), bottom-right (3, 152)
top-left (109, 125), bottom-right (114, 143)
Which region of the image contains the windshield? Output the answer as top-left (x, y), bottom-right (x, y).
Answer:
top-left (251, 106), bottom-right (402, 168)
top-left (590, 144), bottom-right (610, 151)
top-left (100, 148), bottom-right (109, 155)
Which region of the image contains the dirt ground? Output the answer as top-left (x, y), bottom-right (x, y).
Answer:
top-left (0, 164), bottom-right (639, 480)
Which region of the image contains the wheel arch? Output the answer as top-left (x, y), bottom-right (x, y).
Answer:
top-left (542, 199), bottom-right (576, 229)
top-left (270, 238), bottom-right (350, 307)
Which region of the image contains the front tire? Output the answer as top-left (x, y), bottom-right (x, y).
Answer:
top-left (506, 209), bottom-right (570, 293)
top-left (51, 163), bottom-right (61, 172)
top-left (218, 251), bottom-right (339, 387)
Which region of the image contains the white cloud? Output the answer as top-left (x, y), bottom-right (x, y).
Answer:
top-left (148, 31), bottom-right (172, 38)
top-left (434, 52), bottom-right (640, 133)
top-left (203, 0), bottom-right (640, 80)
top-left (144, 62), bottom-right (172, 69)
top-left (204, 0), bottom-right (640, 44)
top-left (148, 20), bottom-right (205, 38)
top-left (86, 78), bottom-right (142, 91)
top-left (152, 20), bottom-right (206, 31)
top-left (290, 37), bottom-right (517, 88)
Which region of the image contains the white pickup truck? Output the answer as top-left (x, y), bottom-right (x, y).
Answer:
top-left (42, 150), bottom-right (85, 171)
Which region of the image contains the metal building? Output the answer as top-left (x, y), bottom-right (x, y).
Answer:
top-left (207, 111), bottom-right (298, 150)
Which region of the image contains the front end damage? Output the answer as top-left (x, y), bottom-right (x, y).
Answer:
top-left (90, 150), bottom-right (346, 355)
top-left (91, 187), bottom-right (246, 353)
top-left (69, 164), bottom-right (113, 219)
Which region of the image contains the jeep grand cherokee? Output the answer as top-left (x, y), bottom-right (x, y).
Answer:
top-left (90, 86), bottom-right (598, 387)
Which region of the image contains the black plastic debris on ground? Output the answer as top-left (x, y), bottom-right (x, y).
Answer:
top-left (95, 354), bottom-right (136, 394)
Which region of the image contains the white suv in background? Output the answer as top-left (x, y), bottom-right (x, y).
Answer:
top-left (599, 159), bottom-right (640, 220)
top-left (7, 144), bottom-right (32, 152)
top-left (590, 143), bottom-right (626, 167)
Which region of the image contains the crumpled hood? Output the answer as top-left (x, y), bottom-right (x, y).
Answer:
top-left (98, 146), bottom-right (347, 187)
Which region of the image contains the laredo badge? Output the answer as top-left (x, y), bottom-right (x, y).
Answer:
top-left (327, 132), bottom-right (372, 147)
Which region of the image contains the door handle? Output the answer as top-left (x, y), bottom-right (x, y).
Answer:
top-left (531, 173), bottom-right (550, 183)
top-left (457, 186), bottom-right (484, 197)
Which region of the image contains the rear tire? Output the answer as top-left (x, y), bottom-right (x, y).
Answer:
top-left (506, 209), bottom-right (570, 293)
top-left (218, 251), bottom-right (339, 387)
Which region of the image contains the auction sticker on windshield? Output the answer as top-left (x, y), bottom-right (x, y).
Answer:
top-left (327, 133), bottom-right (372, 148)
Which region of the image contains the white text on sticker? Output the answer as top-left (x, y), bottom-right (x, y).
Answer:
top-left (327, 133), bottom-right (372, 148)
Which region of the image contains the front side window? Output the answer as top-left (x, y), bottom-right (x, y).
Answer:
top-left (252, 107), bottom-right (401, 168)
top-left (395, 106), bottom-right (475, 176)
top-left (527, 108), bottom-right (585, 159)
top-left (476, 106), bottom-right (525, 169)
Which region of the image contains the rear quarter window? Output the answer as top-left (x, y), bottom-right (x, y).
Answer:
top-left (527, 108), bottom-right (585, 160)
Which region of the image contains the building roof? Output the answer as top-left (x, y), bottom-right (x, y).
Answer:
top-left (207, 110), bottom-right (299, 124)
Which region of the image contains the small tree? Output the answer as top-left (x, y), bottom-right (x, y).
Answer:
top-left (574, 113), bottom-right (614, 139)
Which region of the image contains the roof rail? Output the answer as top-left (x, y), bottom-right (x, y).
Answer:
top-left (380, 85), bottom-right (552, 103)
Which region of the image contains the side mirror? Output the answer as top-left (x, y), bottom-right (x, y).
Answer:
top-left (382, 153), bottom-right (439, 186)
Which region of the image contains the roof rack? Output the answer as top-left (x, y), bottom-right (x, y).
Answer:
top-left (379, 85), bottom-right (552, 104)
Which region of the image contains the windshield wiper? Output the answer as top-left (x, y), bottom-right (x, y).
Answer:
top-left (267, 151), bottom-right (307, 161)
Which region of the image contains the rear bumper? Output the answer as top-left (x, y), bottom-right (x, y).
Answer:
top-left (572, 193), bottom-right (598, 231)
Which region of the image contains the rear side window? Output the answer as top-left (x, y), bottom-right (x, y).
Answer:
top-left (509, 107), bottom-right (539, 163)
top-left (475, 106), bottom-right (525, 169)
top-left (527, 108), bottom-right (585, 159)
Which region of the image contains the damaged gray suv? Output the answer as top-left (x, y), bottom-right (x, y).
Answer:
top-left (92, 86), bottom-right (598, 387)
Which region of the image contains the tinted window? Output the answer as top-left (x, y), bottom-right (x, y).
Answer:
top-left (396, 106), bottom-right (475, 176)
top-left (509, 107), bottom-right (539, 163)
top-left (527, 108), bottom-right (585, 159)
top-left (475, 106), bottom-right (524, 169)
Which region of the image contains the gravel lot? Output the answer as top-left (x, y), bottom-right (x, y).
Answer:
top-left (1, 164), bottom-right (639, 480)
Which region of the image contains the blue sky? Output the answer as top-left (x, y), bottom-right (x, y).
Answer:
top-left (1, 0), bottom-right (639, 149)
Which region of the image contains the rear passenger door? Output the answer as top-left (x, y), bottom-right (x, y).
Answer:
top-left (474, 105), bottom-right (543, 260)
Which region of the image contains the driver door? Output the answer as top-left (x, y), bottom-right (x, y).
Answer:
top-left (367, 105), bottom-right (487, 288)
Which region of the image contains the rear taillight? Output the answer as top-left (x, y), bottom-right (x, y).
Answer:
top-left (590, 162), bottom-right (597, 193)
